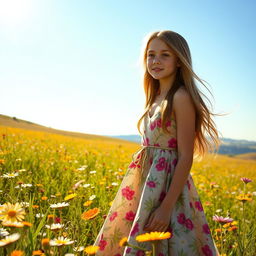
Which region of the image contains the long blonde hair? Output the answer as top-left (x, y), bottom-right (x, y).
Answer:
top-left (137, 30), bottom-right (220, 158)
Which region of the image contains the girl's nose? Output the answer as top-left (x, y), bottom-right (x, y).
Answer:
top-left (153, 56), bottom-right (160, 64)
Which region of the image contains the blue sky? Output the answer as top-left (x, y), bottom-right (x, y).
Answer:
top-left (0, 0), bottom-right (255, 141)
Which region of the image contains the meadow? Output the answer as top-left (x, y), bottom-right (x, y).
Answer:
top-left (0, 125), bottom-right (255, 255)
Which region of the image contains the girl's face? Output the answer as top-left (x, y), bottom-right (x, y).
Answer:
top-left (146, 38), bottom-right (180, 81)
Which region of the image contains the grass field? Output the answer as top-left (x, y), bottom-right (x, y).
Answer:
top-left (0, 125), bottom-right (255, 255)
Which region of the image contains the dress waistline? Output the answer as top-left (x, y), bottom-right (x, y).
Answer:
top-left (131, 145), bottom-right (177, 171)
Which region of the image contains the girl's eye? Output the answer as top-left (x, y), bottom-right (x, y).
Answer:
top-left (147, 54), bottom-right (169, 57)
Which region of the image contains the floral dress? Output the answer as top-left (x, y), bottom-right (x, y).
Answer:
top-left (93, 110), bottom-right (219, 256)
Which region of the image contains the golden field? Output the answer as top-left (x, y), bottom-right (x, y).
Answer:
top-left (0, 125), bottom-right (255, 255)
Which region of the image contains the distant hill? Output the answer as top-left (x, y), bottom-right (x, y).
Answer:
top-left (112, 135), bottom-right (256, 158)
top-left (1, 113), bottom-right (256, 159)
top-left (0, 114), bottom-right (137, 145)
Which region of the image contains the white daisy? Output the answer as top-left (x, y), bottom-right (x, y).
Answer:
top-left (0, 233), bottom-right (20, 246)
top-left (49, 236), bottom-right (74, 246)
top-left (1, 173), bottom-right (19, 178)
top-left (0, 228), bottom-right (9, 237)
top-left (73, 246), bottom-right (85, 252)
top-left (82, 184), bottom-right (91, 188)
top-left (45, 223), bottom-right (64, 231)
top-left (89, 195), bottom-right (96, 200)
top-left (50, 202), bottom-right (69, 209)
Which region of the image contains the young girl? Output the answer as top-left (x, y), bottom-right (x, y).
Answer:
top-left (93, 30), bottom-right (220, 256)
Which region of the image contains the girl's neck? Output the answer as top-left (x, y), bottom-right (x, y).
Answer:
top-left (157, 72), bottom-right (176, 97)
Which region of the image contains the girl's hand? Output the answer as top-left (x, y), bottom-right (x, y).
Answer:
top-left (143, 205), bottom-right (173, 232)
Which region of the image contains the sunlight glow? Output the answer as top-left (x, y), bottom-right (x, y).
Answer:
top-left (0, 0), bottom-right (33, 26)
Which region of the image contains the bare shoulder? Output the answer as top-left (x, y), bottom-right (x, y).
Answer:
top-left (173, 86), bottom-right (194, 111)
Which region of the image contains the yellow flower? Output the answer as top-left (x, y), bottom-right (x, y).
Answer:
top-left (84, 245), bottom-right (99, 255)
top-left (136, 231), bottom-right (171, 242)
top-left (32, 250), bottom-right (44, 255)
top-left (236, 194), bottom-right (252, 202)
top-left (64, 193), bottom-right (77, 201)
top-left (84, 200), bottom-right (93, 207)
top-left (81, 208), bottom-right (100, 220)
top-left (0, 202), bottom-right (26, 223)
top-left (10, 250), bottom-right (24, 256)
top-left (119, 237), bottom-right (128, 247)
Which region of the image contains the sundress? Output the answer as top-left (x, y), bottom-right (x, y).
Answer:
top-left (93, 109), bottom-right (219, 256)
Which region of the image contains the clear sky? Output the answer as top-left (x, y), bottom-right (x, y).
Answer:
top-left (0, 0), bottom-right (255, 141)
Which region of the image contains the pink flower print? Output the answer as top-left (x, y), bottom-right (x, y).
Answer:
top-left (126, 247), bottom-right (131, 253)
top-left (147, 180), bottom-right (156, 188)
top-left (149, 157), bottom-right (153, 165)
top-left (142, 137), bottom-right (149, 146)
top-left (177, 213), bottom-right (186, 225)
top-left (156, 157), bottom-right (167, 171)
top-left (99, 239), bottom-right (107, 251)
top-left (195, 200), bottom-right (203, 211)
top-left (203, 223), bottom-right (211, 234)
top-left (159, 191), bottom-right (166, 202)
top-left (154, 143), bottom-right (160, 147)
top-left (201, 244), bottom-right (213, 256)
top-left (136, 250), bottom-right (145, 256)
top-left (125, 210), bottom-right (136, 221)
top-left (128, 161), bottom-right (137, 169)
top-left (150, 121), bottom-right (157, 131)
top-left (172, 158), bottom-right (177, 166)
top-left (168, 138), bottom-right (177, 148)
top-left (109, 211), bottom-right (118, 221)
top-left (185, 218), bottom-right (194, 230)
top-left (156, 118), bottom-right (162, 128)
top-left (187, 180), bottom-right (191, 190)
top-left (122, 186), bottom-right (135, 200)
top-left (166, 120), bottom-right (171, 127)
top-left (189, 202), bottom-right (193, 208)
top-left (131, 222), bottom-right (139, 236)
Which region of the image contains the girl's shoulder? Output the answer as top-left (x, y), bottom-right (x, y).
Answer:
top-left (173, 85), bottom-right (189, 99)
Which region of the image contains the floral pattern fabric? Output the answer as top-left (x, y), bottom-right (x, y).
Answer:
top-left (93, 111), bottom-right (219, 255)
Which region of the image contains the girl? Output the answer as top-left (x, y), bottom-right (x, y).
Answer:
top-left (93, 30), bottom-right (220, 256)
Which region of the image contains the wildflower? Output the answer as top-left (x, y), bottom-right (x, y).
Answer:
top-left (0, 228), bottom-right (9, 237)
top-left (22, 221), bottom-right (32, 227)
top-left (41, 196), bottom-right (48, 201)
top-left (89, 195), bottom-right (96, 200)
top-left (41, 238), bottom-right (50, 248)
top-left (32, 250), bottom-right (44, 255)
top-left (136, 231), bottom-right (171, 242)
top-left (32, 205), bottom-right (39, 209)
top-left (0, 233), bottom-right (20, 247)
top-left (1, 172), bottom-right (19, 178)
top-left (236, 194), bottom-right (252, 202)
top-left (81, 208), bottom-right (100, 220)
top-left (119, 237), bottom-right (128, 247)
top-left (49, 236), bottom-right (74, 246)
top-left (45, 223), bottom-right (64, 231)
top-left (83, 200), bottom-right (93, 207)
top-left (64, 193), bottom-right (77, 201)
top-left (50, 202), bottom-right (69, 209)
top-left (84, 245), bottom-right (99, 255)
top-left (82, 183), bottom-right (91, 188)
top-left (212, 215), bottom-right (233, 224)
top-left (73, 246), bottom-right (85, 252)
top-left (10, 250), bottom-right (24, 256)
top-left (240, 177), bottom-right (252, 184)
top-left (1, 221), bottom-right (24, 227)
top-left (0, 202), bottom-right (26, 222)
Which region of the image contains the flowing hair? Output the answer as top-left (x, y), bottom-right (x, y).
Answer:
top-left (137, 30), bottom-right (221, 159)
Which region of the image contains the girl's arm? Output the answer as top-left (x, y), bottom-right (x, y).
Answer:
top-left (160, 87), bottom-right (196, 212)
